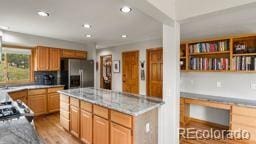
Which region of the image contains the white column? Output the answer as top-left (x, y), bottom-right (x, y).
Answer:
top-left (159, 22), bottom-right (180, 144)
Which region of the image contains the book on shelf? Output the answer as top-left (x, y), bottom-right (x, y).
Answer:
top-left (190, 57), bottom-right (229, 71)
top-left (189, 40), bottom-right (229, 54)
top-left (232, 56), bottom-right (256, 71)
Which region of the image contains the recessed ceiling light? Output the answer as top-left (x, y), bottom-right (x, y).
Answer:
top-left (120, 6), bottom-right (132, 13)
top-left (0, 25), bottom-right (9, 30)
top-left (38, 11), bottom-right (50, 17)
top-left (86, 34), bottom-right (92, 38)
top-left (121, 34), bottom-right (127, 38)
top-left (83, 24), bottom-right (91, 29)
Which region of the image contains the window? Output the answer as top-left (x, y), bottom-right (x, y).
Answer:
top-left (0, 46), bottom-right (32, 83)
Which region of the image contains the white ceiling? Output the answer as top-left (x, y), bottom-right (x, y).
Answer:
top-left (0, 0), bottom-right (162, 49)
top-left (180, 3), bottom-right (256, 41)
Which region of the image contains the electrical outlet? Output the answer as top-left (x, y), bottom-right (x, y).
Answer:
top-left (217, 81), bottom-right (222, 88)
top-left (251, 83), bottom-right (256, 90)
top-left (145, 123), bottom-right (150, 133)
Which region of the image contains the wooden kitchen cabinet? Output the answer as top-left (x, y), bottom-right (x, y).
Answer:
top-left (231, 105), bottom-right (256, 141)
top-left (47, 87), bottom-right (63, 113)
top-left (34, 46), bottom-right (61, 71)
top-left (49, 48), bottom-right (61, 71)
top-left (110, 122), bottom-right (132, 144)
top-left (93, 115), bottom-right (109, 144)
top-left (80, 109), bottom-right (93, 144)
top-left (28, 94), bottom-right (47, 116)
top-left (34, 46), bottom-right (49, 71)
top-left (61, 49), bottom-right (87, 59)
top-left (48, 93), bottom-right (60, 113)
top-left (70, 105), bottom-right (80, 138)
top-left (60, 94), bottom-right (70, 131)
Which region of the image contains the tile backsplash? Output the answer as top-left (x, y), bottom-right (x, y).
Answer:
top-left (34, 71), bottom-right (58, 85)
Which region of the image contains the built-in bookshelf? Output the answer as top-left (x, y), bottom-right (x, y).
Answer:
top-left (231, 35), bottom-right (256, 72)
top-left (180, 43), bottom-right (187, 71)
top-left (180, 34), bottom-right (256, 72)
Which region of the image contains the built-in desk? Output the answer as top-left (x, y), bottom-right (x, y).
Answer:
top-left (180, 92), bottom-right (256, 142)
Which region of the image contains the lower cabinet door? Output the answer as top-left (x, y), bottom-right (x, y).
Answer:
top-left (80, 110), bottom-right (92, 144)
top-left (48, 93), bottom-right (60, 113)
top-left (110, 122), bottom-right (132, 144)
top-left (28, 94), bottom-right (47, 116)
top-left (70, 105), bottom-right (80, 138)
top-left (93, 115), bottom-right (109, 144)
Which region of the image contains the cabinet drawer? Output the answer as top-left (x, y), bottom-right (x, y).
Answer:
top-left (93, 105), bottom-right (109, 119)
top-left (232, 115), bottom-right (256, 127)
top-left (232, 106), bottom-right (256, 117)
top-left (28, 89), bottom-right (46, 95)
top-left (232, 124), bottom-right (256, 141)
top-left (60, 110), bottom-right (70, 119)
top-left (111, 110), bottom-right (132, 128)
top-left (81, 101), bottom-right (92, 112)
top-left (60, 94), bottom-right (70, 103)
top-left (70, 97), bottom-right (79, 107)
top-left (60, 116), bottom-right (70, 131)
top-left (60, 102), bottom-right (70, 111)
top-left (48, 87), bottom-right (64, 93)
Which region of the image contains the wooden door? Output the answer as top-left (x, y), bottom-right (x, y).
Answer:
top-left (110, 122), bottom-right (132, 144)
top-left (35, 47), bottom-right (49, 71)
top-left (28, 94), bottom-right (47, 116)
top-left (80, 110), bottom-right (93, 144)
top-left (93, 115), bottom-right (109, 144)
top-left (122, 51), bottom-right (139, 94)
top-left (70, 105), bottom-right (80, 138)
top-left (47, 93), bottom-right (60, 113)
top-left (49, 48), bottom-right (60, 71)
top-left (147, 48), bottom-right (163, 98)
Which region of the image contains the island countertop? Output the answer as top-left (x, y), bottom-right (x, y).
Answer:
top-left (58, 87), bottom-right (164, 116)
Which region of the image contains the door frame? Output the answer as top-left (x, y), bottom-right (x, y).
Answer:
top-left (100, 54), bottom-right (112, 89)
top-left (122, 50), bottom-right (139, 94)
top-left (146, 47), bottom-right (163, 96)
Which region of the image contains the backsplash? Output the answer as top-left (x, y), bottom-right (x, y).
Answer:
top-left (34, 71), bottom-right (58, 85)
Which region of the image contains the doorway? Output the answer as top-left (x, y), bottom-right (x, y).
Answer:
top-left (100, 55), bottom-right (112, 90)
top-left (146, 48), bottom-right (163, 98)
top-left (122, 51), bottom-right (139, 94)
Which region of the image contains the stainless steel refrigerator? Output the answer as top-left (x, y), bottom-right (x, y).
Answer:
top-left (60, 59), bottom-right (94, 89)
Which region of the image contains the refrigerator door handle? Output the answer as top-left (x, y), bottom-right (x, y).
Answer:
top-left (79, 70), bottom-right (82, 88)
top-left (80, 70), bottom-right (84, 88)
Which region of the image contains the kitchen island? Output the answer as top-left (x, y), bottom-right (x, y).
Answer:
top-left (58, 87), bottom-right (163, 144)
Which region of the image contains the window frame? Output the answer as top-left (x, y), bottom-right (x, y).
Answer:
top-left (0, 45), bottom-right (34, 84)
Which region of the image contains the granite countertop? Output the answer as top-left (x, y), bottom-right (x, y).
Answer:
top-left (0, 84), bottom-right (63, 144)
top-left (58, 87), bottom-right (164, 116)
top-left (0, 118), bottom-right (41, 144)
top-left (181, 92), bottom-right (256, 108)
top-left (0, 85), bottom-right (64, 103)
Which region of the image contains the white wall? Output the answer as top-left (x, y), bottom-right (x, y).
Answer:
top-left (176, 0), bottom-right (256, 21)
top-left (2, 31), bottom-right (96, 59)
top-left (181, 72), bottom-right (256, 126)
top-left (96, 39), bottom-right (162, 94)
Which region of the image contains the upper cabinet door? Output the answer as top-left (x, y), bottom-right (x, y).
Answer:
top-left (49, 48), bottom-right (60, 71)
top-left (61, 49), bottom-right (76, 58)
top-left (34, 46), bottom-right (49, 71)
top-left (61, 49), bottom-right (87, 59)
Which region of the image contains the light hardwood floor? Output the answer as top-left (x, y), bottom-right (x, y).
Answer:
top-left (34, 113), bottom-right (253, 144)
top-left (34, 113), bottom-right (81, 144)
